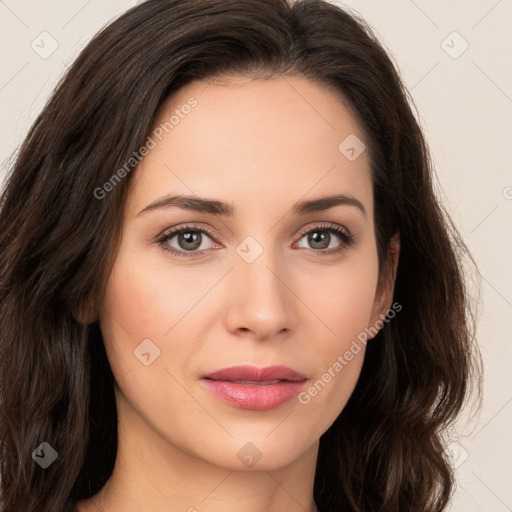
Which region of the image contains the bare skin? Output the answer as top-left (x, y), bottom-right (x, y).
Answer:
top-left (76, 74), bottom-right (398, 512)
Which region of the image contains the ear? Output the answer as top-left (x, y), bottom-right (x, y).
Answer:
top-left (72, 294), bottom-right (98, 325)
top-left (367, 233), bottom-right (400, 339)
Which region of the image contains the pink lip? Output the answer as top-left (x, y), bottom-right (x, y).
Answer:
top-left (203, 365), bottom-right (307, 382)
top-left (201, 365), bottom-right (307, 410)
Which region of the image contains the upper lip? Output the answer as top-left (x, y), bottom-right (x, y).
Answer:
top-left (202, 365), bottom-right (307, 382)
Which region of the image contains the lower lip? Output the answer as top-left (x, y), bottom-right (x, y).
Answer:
top-left (201, 379), bottom-right (306, 410)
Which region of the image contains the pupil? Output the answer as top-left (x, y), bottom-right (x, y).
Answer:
top-left (180, 231), bottom-right (200, 250)
top-left (310, 231), bottom-right (328, 249)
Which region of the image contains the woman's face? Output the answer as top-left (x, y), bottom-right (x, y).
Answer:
top-left (97, 74), bottom-right (389, 471)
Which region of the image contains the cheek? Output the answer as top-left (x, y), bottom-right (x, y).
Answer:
top-left (101, 247), bottom-right (202, 344)
top-left (299, 249), bottom-right (379, 346)
top-left (98, 251), bottom-right (181, 385)
top-left (99, 255), bottom-right (204, 437)
top-left (295, 253), bottom-right (379, 414)
top-left (99, 246), bottom-right (220, 400)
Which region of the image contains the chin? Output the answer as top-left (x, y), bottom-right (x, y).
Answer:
top-left (193, 433), bottom-right (316, 472)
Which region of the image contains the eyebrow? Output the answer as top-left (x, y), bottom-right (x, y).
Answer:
top-left (137, 193), bottom-right (366, 217)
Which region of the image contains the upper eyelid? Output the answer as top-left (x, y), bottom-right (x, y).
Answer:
top-left (160, 222), bottom-right (350, 240)
top-left (297, 222), bottom-right (351, 237)
top-left (158, 223), bottom-right (217, 242)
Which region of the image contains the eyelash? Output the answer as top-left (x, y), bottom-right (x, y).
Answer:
top-left (156, 222), bottom-right (355, 259)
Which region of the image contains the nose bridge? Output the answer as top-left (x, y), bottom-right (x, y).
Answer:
top-left (227, 234), bottom-right (294, 339)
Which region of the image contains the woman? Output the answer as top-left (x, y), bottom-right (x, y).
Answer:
top-left (0, 0), bottom-right (481, 511)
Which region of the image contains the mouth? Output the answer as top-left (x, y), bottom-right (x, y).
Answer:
top-left (220, 379), bottom-right (284, 385)
top-left (202, 364), bottom-right (307, 383)
top-left (200, 365), bottom-right (308, 410)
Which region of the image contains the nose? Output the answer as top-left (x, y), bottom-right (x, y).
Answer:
top-left (224, 247), bottom-right (297, 341)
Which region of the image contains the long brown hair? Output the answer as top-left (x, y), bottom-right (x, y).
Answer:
top-left (0, 1), bottom-right (482, 510)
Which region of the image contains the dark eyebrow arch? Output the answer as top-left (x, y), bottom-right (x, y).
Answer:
top-left (137, 193), bottom-right (366, 217)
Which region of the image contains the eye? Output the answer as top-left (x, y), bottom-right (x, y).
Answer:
top-left (156, 222), bottom-right (355, 259)
top-left (295, 222), bottom-right (355, 256)
top-left (156, 224), bottom-right (218, 259)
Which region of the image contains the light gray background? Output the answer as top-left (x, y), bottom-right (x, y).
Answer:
top-left (0, 1), bottom-right (511, 510)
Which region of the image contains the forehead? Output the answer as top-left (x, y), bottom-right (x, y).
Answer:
top-left (127, 75), bottom-right (372, 219)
